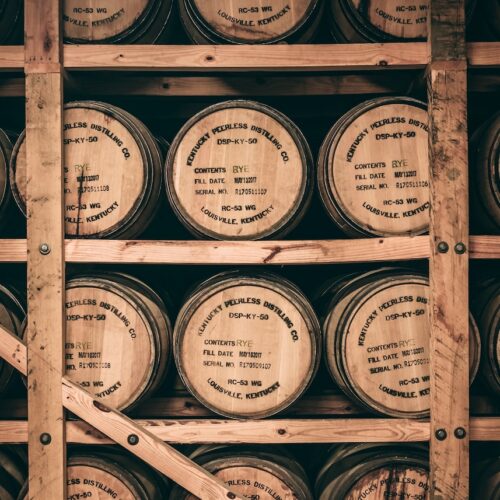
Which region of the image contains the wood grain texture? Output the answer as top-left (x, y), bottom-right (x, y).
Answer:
top-left (0, 43), bottom-right (497, 73)
top-left (25, 71), bottom-right (66, 500)
top-left (0, 46), bottom-right (23, 71)
top-left (0, 237), bottom-right (497, 263)
top-left (25, 6), bottom-right (65, 500)
top-left (0, 418), bottom-right (498, 444)
top-left (428, 2), bottom-right (469, 498)
top-left (64, 43), bottom-right (429, 71)
top-left (25, 0), bottom-right (62, 69)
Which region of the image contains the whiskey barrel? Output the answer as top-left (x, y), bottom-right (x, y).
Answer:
top-left (470, 112), bottom-right (500, 233)
top-left (0, 0), bottom-right (22, 44)
top-left (472, 454), bottom-right (500, 500)
top-left (166, 100), bottom-right (313, 240)
top-left (0, 129), bottom-right (13, 227)
top-left (19, 448), bottom-right (170, 499)
top-left (320, 268), bottom-right (481, 418)
top-left (473, 279), bottom-right (500, 396)
top-left (63, 273), bottom-right (172, 412)
top-left (179, 0), bottom-right (322, 44)
top-left (328, 0), bottom-right (476, 42)
top-left (10, 101), bottom-right (163, 239)
top-left (170, 445), bottom-right (313, 499)
top-left (315, 444), bottom-right (429, 500)
top-left (317, 97), bottom-right (430, 237)
top-left (0, 447), bottom-right (26, 500)
top-left (174, 271), bottom-right (321, 419)
top-left (0, 284), bottom-right (25, 395)
top-left (63, 0), bottom-right (175, 44)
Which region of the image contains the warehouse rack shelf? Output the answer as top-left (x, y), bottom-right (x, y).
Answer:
top-left (0, 42), bottom-right (500, 72)
top-left (0, 0), bottom-right (498, 497)
top-left (0, 417), bottom-right (496, 445)
top-left (0, 235), bottom-right (498, 263)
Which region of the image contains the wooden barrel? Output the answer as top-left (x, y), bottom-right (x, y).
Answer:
top-left (0, 446), bottom-right (26, 500)
top-left (0, 0), bottom-right (23, 44)
top-left (166, 100), bottom-right (313, 240)
top-left (179, 0), bottom-right (322, 44)
top-left (10, 101), bottom-right (163, 239)
top-left (470, 112), bottom-right (500, 233)
top-left (473, 279), bottom-right (500, 397)
top-left (170, 445), bottom-right (313, 499)
top-left (62, 272), bottom-right (172, 412)
top-left (19, 448), bottom-right (170, 499)
top-left (319, 268), bottom-right (481, 418)
top-left (174, 271), bottom-right (321, 419)
top-left (315, 444), bottom-right (429, 500)
top-left (63, 0), bottom-right (175, 44)
top-left (317, 97), bottom-right (430, 237)
top-left (0, 283), bottom-right (25, 395)
top-left (0, 129), bottom-right (13, 228)
top-left (472, 454), bottom-right (500, 500)
top-left (328, 0), bottom-right (476, 42)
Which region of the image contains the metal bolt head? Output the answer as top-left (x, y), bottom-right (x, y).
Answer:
top-left (454, 427), bottom-right (467, 439)
top-left (40, 432), bottom-right (51, 445)
top-left (127, 434), bottom-right (139, 446)
top-left (437, 242), bottom-right (449, 253)
top-left (454, 242), bottom-right (467, 255)
top-left (435, 428), bottom-right (447, 441)
top-left (39, 243), bottom-right (51, 255)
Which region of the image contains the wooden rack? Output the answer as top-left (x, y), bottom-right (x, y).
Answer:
top-left (0, 0), bottom-right (498, 498)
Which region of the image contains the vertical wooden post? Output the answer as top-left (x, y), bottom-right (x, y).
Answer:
top-left (428, 1), bottom-right (469, 499)
top-left (25, 0), bottom-right (66, 498)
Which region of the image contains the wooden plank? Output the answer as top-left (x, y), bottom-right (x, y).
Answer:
top-left (63, 237), bottom-right (429, 264)
top-left (0, 236), bottom-right (498, 263)
top-left (25, 0), bottom-right (65, 498)
top-left (0, 418), bottom-right (498, 445)
top-left (0, 46), bottom-right (24, 71)
top-left (66, 73), bottom-right (413, 96)
top-left (428, 2), bottom-right (469, 499)
top-left (467, 42), bottom-right (500, 68)
top-left (25, 70), bottom-right (66, 500)
top-left (2, 393), bottom-right (498, 420)
top-left (0, 42), bottom-right (497, 72)
top-left (64, 43), bottom-right (429, 72)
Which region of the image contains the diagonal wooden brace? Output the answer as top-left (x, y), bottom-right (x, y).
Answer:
top-left (0, 325), bottom-right (242, 499)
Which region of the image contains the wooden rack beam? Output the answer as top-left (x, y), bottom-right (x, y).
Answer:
top-left (0, 236), bottom-right (498, 264)
top-left (0, 418), bottom-right (498, 445)
top-left (24, 0), bottom-right (66, 497)
top-left (0, 43), bottom-right (498, 73)
top-left (428, 1), bottom-right (471, 498)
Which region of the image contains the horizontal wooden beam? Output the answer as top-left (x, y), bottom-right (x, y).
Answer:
top-left (0, 46), bottom-right (23, 71)
top-left (1, 73), bottom-right (498, 97)
top-left (0, 43), bottom-right (498, 73)
top-left (1, 393), bottom-right (497, 419)
top-left (0, 418), bottom-right (497, 444)
top-left (467, 42), bottom-right (500, 68)
top-left (0, 236), bottom-right (498, 264)
top-left (66, 73), bottom-right (413, 96)
top-left (64, 43), bottom-right (428, 72)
